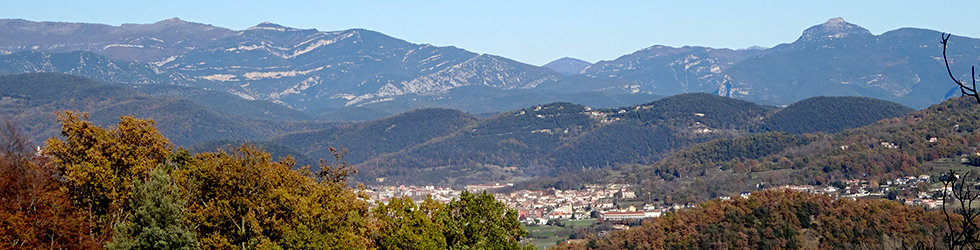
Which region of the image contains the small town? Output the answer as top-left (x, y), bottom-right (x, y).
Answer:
top-left (365, 173), bottom-right (950, 228)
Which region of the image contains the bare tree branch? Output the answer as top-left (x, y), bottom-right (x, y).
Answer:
top-left (942, 33), bottom-right (980, 104)
top-left (941, 170), bottom-right (980, 250)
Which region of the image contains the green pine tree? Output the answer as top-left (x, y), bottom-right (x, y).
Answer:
top-left (372, 196), bottom-right (447, 249)
top-left (441, 191), bottom-right (535, 250)
top-left (106, 167), bottom-right (197, 250)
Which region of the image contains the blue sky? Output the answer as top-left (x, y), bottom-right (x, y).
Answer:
top-left (3, 1), bottom-right (978, 66)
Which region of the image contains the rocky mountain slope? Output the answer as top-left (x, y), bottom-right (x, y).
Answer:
top-left (0, 19), bottom-right (572, 111)
top-left (714, 18), bottom-right (980, 108)
top-left (0, 18), bottom-right (236, 62)
top-left (581, 45), bottom-right (769, 94)
top-left (2, 17), bottom-right (977, 116)
top-left (579, 18), bottom-right (980, 109)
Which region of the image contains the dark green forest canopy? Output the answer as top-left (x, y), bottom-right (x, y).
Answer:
top-left (764, 96), bottom-right (915, 134)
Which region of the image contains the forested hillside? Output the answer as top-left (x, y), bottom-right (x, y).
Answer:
top-left (554, 189), bottom-right (945, 249)
top-left (350, 93), bottom-right (913, 186)
top-left (763, 96), bottom-right (915, 134)
top-left (272, 108), bottom-right (479, 165)
top-left (619, 96), bottom-right (979, 203)
top-left (0, 73), bottom-right (336, 145)
top-left (213, 91), bottom-right (913, 186)
top-left (546, 93), bottom-right (773, 168)
top-left (359, 102), bottom-right (599, 185)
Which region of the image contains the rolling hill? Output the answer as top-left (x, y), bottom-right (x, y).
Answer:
top-left (269, 93), bottom-right (911, 186)
top-left (762, 96), bottom-right (915, 134)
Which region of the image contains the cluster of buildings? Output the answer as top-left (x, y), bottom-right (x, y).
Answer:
top-left (364, 185), bottom-right (462, 204)
top-left (364, 183), bottom-right (673, 225)
top-left (364, 174), bottom-right (950, 229)
top-left (756, 174), bottom-right (945, 208)
top-left (495, 184), bottom-right (661, 224)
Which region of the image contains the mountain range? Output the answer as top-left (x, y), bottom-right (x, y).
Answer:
top-left (575, 17), bottom-right (980, 109)
top-left (1, 17), bottom-right (978, 113)
top-left (0, 72), bottom-right (918, 186)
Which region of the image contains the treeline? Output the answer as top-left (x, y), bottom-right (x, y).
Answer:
top-left (554, 189), bottom-right (946, 249)
top-left (0, 111), bottom-right (533, 249)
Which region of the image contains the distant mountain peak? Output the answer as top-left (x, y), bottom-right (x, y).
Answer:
top-left (160, 17), bottom-right (185, 23)
top-left (542, 57), bottom-right (592, 75)
top-left (738, 45), bottom-right (769, 51)
top-left (824, 17), bottom-right (846, 27)
top-left (127, 17), bottom-right (211, 30)
top-left (798, 17), bottom-right (871, 42)
top-left (247, 22), bottom-right (301, 32)
top-left (640, 45), bottom-right (672, 51)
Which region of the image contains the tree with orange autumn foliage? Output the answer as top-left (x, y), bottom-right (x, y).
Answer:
top-left (44, 111), bottom-right (173, 240)
top-left (5, 111), bottom-right (535, 249)
top-left (0, 119), bottom-right (99, 248)
top-left (555, 190), bottom-right (946, 250)
top-left (181, 145), bottom-right (373, 249)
